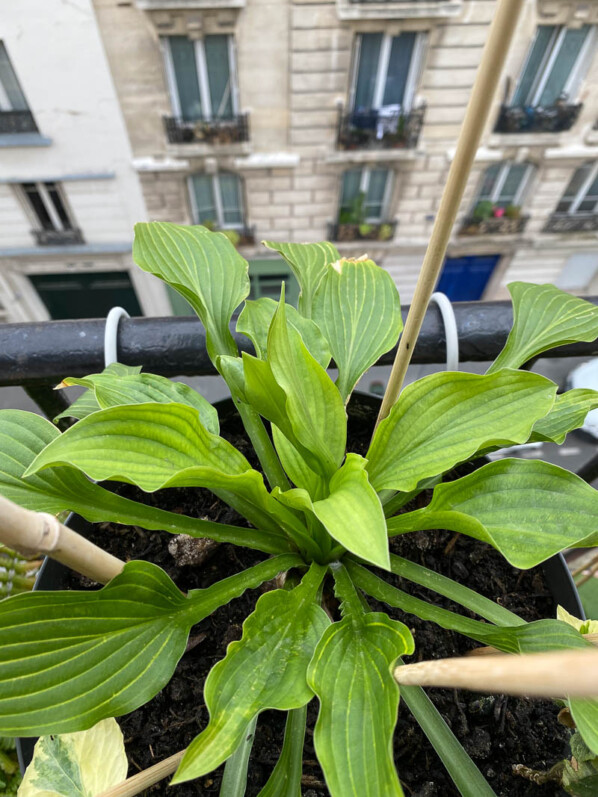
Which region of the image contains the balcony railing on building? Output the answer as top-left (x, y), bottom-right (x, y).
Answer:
top-left (494, 102), bottom-right (582, 134)
top-left (163, 114), bottom-right (249, 146)
top-left (0, 110), bottom-right (38, 135)
top-left (459, 215), bottom-right (529, 236)
top-left (32, 228), bottom-right (85, 247)
top-left (337, 106), bottom-right (425, 150)
top-left (327, 219), bottom-right (397, 243)
top-left (544, 214), bottom-right (598, 234)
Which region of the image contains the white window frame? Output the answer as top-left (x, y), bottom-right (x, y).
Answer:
top-left (563, 161), bottom-right (598, 216)
top-left (475, 162), bottom-right (533, 209)
top-left (351, 31), bottom-right (427, 112)
top-left (162, 36), bottom-right (238, 120)
top-left (342, 167), bottom-right (393, 223)
top-left (187, 173), bottom-right (245, 230)
top-left (513, 25), bottom-right (596, 106)
top-left (18, 182), bottom-right (75, 232)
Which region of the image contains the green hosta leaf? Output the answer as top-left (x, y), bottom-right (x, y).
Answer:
top-left (488, 282), bottom-right (598, 373)
top-left (262, 240), bottom-right (340, 317)
top-left (134, 222), bottom-right (249, 359)
top-left (529, 389), bottom-right (598, 444)
top-left (0, 410), bottom-right (288, 556)
top-left (271, 425), bottom-right (322, 495)
top-left (61, 369), bottom-right (219, 434)
top-left (55, 364), bottom-right (142, 422)
top-left (237, 298), bottom-right (331, 367)
top-left (257, 707), bottom-right (306, 797)
top-left (306, 565), bottom-right (413, 797)
top-left (366, 369), bottom-right (556, 493)
top-left (276, 454), bottom-right (389, 569)
top-left (557, 606), bottom-right (598, 636)
top-left (312, 257), bottom-right (402, 402)
top-left (18, 718), bottom-right (127, 797)
top-left (268, 296), bottom-right (346, 478)
top-left (388, 458), bottom-right (598, 569)
top-left (571, 700), bottom-right (598, 756)
top-left (217, 355), bottom-right (247, 400)
top-left (173, 563), bottom-right (329, 784)
top-left (25, 402), bottom-right (296, 536)
top-left (0, 555), bottom-right (300, 737)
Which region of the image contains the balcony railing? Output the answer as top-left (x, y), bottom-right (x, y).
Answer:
top-left (544, 214), bottom-right (598, 234)
top-left (337, 106), bottom-right (425, 150)
top-left (459, 215), bottom-right (529, 236)
top-left (0, 110), bottom-right (38, 135)
top-left (327, 220), bottom-right (397, 243)
top-left (32, 228), bottom-right (85, 247)
top-left (163, 114), bottom-right (249, 146)
top-left (494, 103), bottom-right (582, 134)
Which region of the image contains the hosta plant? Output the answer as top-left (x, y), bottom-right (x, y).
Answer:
top-left (3, 224), bottom-right (598, 796)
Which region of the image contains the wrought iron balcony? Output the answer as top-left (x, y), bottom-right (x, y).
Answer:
top-left (337, 106), bottom-right (425, 150)
top-left (327, 220), bottom-right (397, 243)
top-left (459, 215), bottom-right (529, 236)
top-left (163, 114), bottom-right (249, 145)
top-left (544, 214), bottom-right (598, 234)
top-left (494, 103), bottom-right (582, 134)
top-left (0, 110), bottom-right (38, 135)
top-left (32, 228), bottom-right (85, 247)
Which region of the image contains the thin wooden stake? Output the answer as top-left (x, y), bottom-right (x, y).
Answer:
top-left (394, 649), bottom-right (598, 698)
top-left (0, 494), bottom-right (124, 585)
top-left (375, 0), bottom-right (525, 429)
top-left (96, 751), bottom-right (185, 797)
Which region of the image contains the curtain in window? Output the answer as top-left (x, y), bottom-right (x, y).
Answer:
top-left (169, 37), bottom-right (202, 121)
top-left (383, 33), bottom-right (416, 107)
top-left (191, 175), bottom-right (217, 225)
top-left (205, 36), bottom-right (233, 118)
top-left (365, 170), bottom-right (388, 220)
top-left (354, 34), bottom-right (383, 110)
top-left (0, 42), bottom-right (29, 111)
top-left (539, 25), bottom-right (590, 105)
top-left (219, 174), bottom-right (243, 226)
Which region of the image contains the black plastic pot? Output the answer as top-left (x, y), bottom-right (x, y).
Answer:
top-left (15, 393), bottom-right (586, 776)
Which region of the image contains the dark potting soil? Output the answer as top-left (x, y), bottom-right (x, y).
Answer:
top-left (61, 400), bottom-right (571, 796)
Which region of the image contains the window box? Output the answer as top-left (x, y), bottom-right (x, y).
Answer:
top-left (163, 113), bottom-right (249, 145)
top-left (459, 215), bottom-right (529, 236)
top-left (544, 214), bottom-right (598, 234)
top-left (328, 219), bottom-right (397, 242)
top-left (337, 105), bottom-right (425, 150)
top-left (31, 228), bottom-right (85, 247)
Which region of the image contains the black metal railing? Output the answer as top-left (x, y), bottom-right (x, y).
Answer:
top-left (163, 114), bottom-right (250, 145)
top-left (327, 220), bottom-right (397, 243)
top-left (32, 228), bottom-right (85, 247)
top-left (459, 215), bottom-right (529, 236)
top-left (0, 109), bottom-right (38, 135)
top-left (337, 106), bottom-right (425, 150)
top-left (544, 214), bottom-right (598, 234)
top-left (494, 103), bottom-right (582, 133)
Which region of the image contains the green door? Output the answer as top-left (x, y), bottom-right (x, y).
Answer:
top-left (248, 259), bottom-right (299, 306)
top-left (29, 271), bottom-right (142, 319)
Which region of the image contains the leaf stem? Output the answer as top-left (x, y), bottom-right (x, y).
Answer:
top-left (220, 716), bottom-right (257, 797)
top-left (234, 400), bottom-right (290, 491)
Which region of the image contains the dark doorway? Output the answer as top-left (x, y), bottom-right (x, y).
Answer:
top-left (29, 271), bottom-right (142, 319)
top-left (436, 255), bottom-right (500, 301)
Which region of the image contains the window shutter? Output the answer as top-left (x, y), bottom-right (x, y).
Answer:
top-left (169, 37), bottom-right (202, 121)
top-left (205, 35), bottom-right (233, 119)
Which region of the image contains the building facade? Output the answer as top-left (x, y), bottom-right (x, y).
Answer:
top-left (0, 0), bottom-right (171, 323)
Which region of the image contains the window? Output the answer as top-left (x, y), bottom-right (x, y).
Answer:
top-left (512, 25), bottom-right (595, 106)
top-left (339, 168), bottom-right (392, 223)
top-left (189, 173), bottom-right (244, 228)
top-left (474, 162), bottom-right (533, 209)
top-left (248, 260), bottom-right (299, 306)
top-left (556, 162), bottom-right (598, 215)
top-left (163, 35), bottom-right (237, 121)
top-left (350, 32), bottom-right (426, 112)
top-left (0, 42), bottom-right (29, 112)
top-left (20, 182), bottom-right (74, 232)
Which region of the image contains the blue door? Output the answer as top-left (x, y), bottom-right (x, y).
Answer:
top-left (436, 255), bottom-right (500, 301)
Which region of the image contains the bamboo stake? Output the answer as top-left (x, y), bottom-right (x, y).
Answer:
top-left (394, 649), bottom-right (598, 698)
top-left (96, 751), bottom-right (185, 797)
top-left (0, 494), bottom-right (124, 585)
top-left (375, 0), bottom-right (525, 429)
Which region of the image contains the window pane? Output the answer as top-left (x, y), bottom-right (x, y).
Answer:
top-left (354, 34), bottom-right (382, 110)
top-left (477, 163), bottom-right (501, 201)
top-left (497, 163), bottom-right (528, 206)
top-left (512, 26), bottom-right (555, 105)
top-left (0, 42), bottom-right (28, 111)
top-left (169, 37), bottom-right (202, 121)
top-left (22, 183), bottom-right (53, 230)
top-left (204, 36), bottom-right (233, 118)
top-left (562, 164), bottom-right (592, 201)
top-left (340, 169), bottom-right (362, 212)
top-left (539, 25), bottom-right (590, 106)
top-left (365, 169), bottom-right (388, 220)
top-left (219, 174), bottom-right (243, 226)
top-left (577, 198), bottom-right (598, 213)
top-left (191, 175), bottom-right (217, 225)
top-left (45, 182), bottom-right (73, 230)
top-left (383, 33), bottom-right (416, 107)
